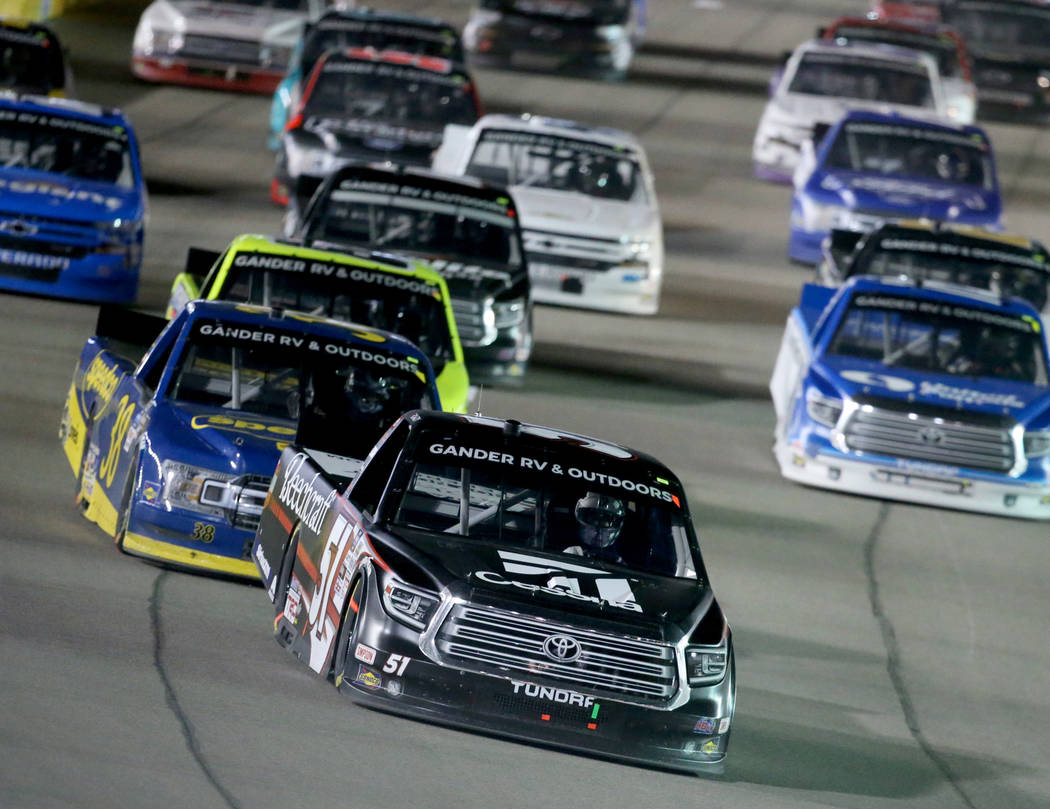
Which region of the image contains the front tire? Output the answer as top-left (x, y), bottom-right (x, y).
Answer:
top-left (329, 576), bottom-right (364, 685)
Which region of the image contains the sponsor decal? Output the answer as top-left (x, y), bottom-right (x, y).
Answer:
top-left (277, 452), bottom-right (338, 535)
top-left (511, 681), bottom-right (595, 707)
top-left (877, 238), bottom-right (1046, 271)
top-left (333, 180), bottom-right (513, 217)
top-left (354, 643), bottom-right (376, 665)
top-left (0, 248), bottom-right (69, 270)
top-left (254, 542), bottom-right (271, 579)
top-left (851, 295), bottom-right (1036, 333)
top-left (82, 443), bottom-right (99, 496)
top-left (284, 580), bottom-right (302, 623)
top-left (479, 129), bottom-right (638, 163)
top-left (839, 370), bottom-right (916, 392)
top-left (142, 483), bottom-right (159, 502)
top-left (304, 115), bottom-right (443, 147)
top-left (320, 60), bottom-right (458, 85)
top-left (843, 121), bottom-right (988, 151)
top-left (693, 717), bottom-right (715, 735)
top-left (231, 251), bottom-right (440, 295)
top-left (354, 665), bottom-right (382, 690)
top-left (423, 259), bottom-right (513, 281)
top-left (0, 176), bottom-right (124, 211)
top-left (426, 443), bottom-right (674, 503)
top-left (893, 458), bottom-right (963, 477)
top-left (718, 717), bottom-right (730, 734)
top-left (475, 550), bottom-right (641, 613)
top-left (189, 414), bottom-right (296, 442)
top-left (83, 355), bottom-right (122, 402)
top-left (701, 737), bottom-right (720, 754)
top-left (918, 381), bottom-right (1026, 409)
top-left (194, 321), bottom-right (418, 374)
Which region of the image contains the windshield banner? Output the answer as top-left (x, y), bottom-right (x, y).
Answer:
top-left (877, 238), bottom-right (1047, 270)
top-left (230, 251), bottom-right (440, 296)
top-left (851, 294), bottom-right (1038, 333)
top-left (426, 441), bottom-right (679, 504)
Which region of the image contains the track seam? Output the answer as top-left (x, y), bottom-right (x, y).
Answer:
top-left (863, 502), bottom-right (977, 809)
top-left (150, 572), bottom-right (245, 809)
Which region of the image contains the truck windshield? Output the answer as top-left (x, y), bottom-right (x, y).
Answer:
top-left (849, 236), bottom-right (1049, 311)
top-left (466, 129), bottom-right (646, 203)
top-left (946, 2), bottom-right (1050, 55)
top-left (304, 63), bottom-right (477, 126)
top-left (827, 294), bottom-right (1048, 384)
top-left (787, 52), bottom-right (935, 107)
top-left (218, 260), bottom-right (455, 372)
top-left (302, 22), bottom-right (463, 73)
top-left (480, 0), bottom-right (630, 26)
top-left (826, 26), bottom-right (965, 79)
top-left (0, 28), bottom-right (65, 94)
top-left (0, 111), bottom-right (133, 188)
top-left (824, 121), bottom-right (992, 189)
top-left (392, 434), bottom-right (699, 579)
top-left (306, 184), bottom-right (523, 272)
top-left (168, 320), bottom-right (434, 456)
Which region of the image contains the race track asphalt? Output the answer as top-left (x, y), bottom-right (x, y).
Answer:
top-left (2, 2), bottom-right (1049, 807)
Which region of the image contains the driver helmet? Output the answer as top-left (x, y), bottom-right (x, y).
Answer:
top-left (574, 491), bottom-right (625, 548)
top-left (346, 370), bottom-right (394, 419)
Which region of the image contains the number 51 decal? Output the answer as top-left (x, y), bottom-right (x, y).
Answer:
top-left (383, 654), bottom-right (411, 676)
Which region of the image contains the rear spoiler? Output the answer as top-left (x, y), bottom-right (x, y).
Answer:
top-left (185, 246), bottom-right (221, 280)
top-left (95, 304), bottom-right (168, 351)
top-left (821, 228), bottom-right (866, 282)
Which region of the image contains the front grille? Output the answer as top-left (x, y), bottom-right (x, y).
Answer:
top-left (0, 233), bottom-right (89, 259)
top-left (182, 35), bottom-right (261, 65)
top-left (435, 603), bottom-right (677, 703)
top-left (450, 298), bottom-right (492, 346)
top-left (523, 229), bottom-right (626, 272)
top-left (526, 251), bottom-right (619, 272)
top-left (843, 405), bottom-right (1015, 473)
top-left (232, 475), bottom-right (271, 532)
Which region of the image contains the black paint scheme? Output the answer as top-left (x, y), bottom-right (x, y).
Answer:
top-left (292, 165), bottom-right (533, 385)
top-left (252, 410), bottom-right (735, 773)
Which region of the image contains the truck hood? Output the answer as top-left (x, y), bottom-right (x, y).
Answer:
top-left (811, 170), bottom-right (1000, 223)
top-left (509, 186), bottom-right (657, 241)
top-left (396, 531), bottom-right (707, 637)
top-left (0, 168), bottom-right (142, 222)
top-left (152, 402), bottom-right (293, 474)
top-left (147, 0), bottom-right (306, 44)
top-left (816, 356), bottom-right (1050, 417)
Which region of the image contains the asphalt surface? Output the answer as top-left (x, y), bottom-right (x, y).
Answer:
top-left (2, 2), bottom-right (1050, 808)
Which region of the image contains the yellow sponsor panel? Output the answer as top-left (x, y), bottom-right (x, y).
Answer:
top-left (60, 382), bottom-right (87, 474)
top-left (83, 481), bottom-right (120, 536)
top-left (122, 532), bottom-right (260, 578)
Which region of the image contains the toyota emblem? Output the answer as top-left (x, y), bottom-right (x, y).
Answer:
top-left (542, 634), bottom-right (582, 663)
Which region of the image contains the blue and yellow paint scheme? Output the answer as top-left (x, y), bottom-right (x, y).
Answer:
top-left (60, 300), bottom-right (442, 579)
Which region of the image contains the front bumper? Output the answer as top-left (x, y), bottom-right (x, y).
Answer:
top-left (335, 578), bottom-right (734, 774)
top-left (752, 130), bottom-right (804, 184)
top-left (775, 438), bottom-right (1050, 520)
top-left (132, 53), bottom-right (284, 94)
top-left (529, 259), bottom-right (660, 315)
top-left (0, 247), bottom-right (139, 304)
top-left (123, 499), bottom-right (260, 579)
